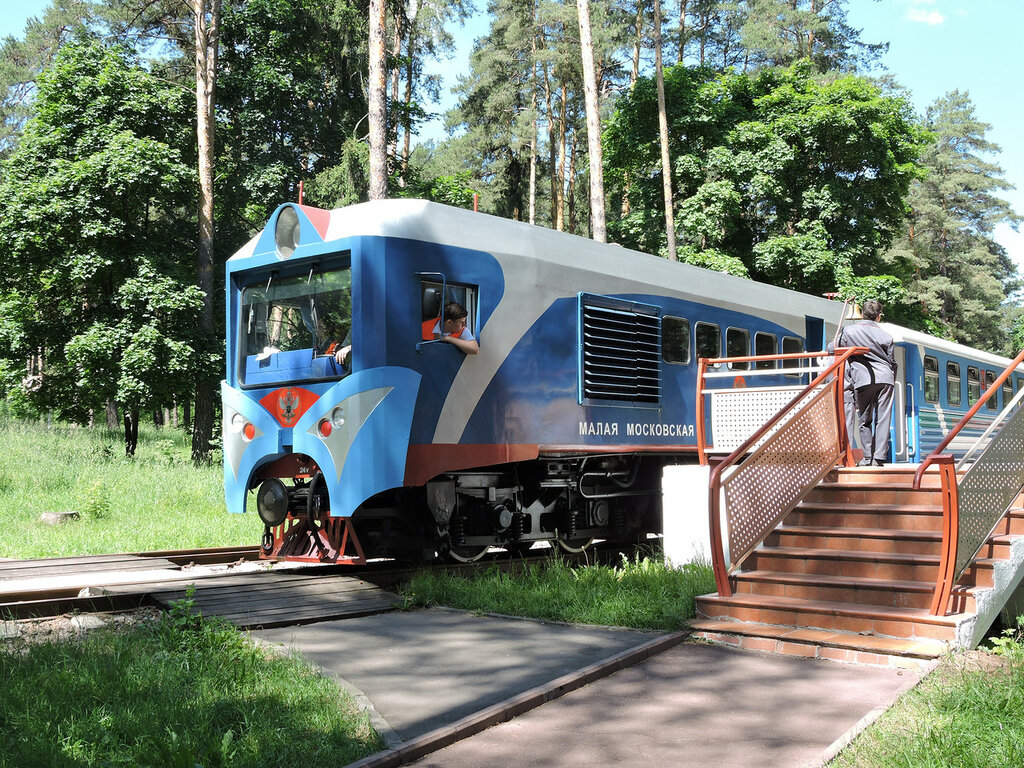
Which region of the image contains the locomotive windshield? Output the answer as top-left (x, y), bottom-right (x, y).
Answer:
top-left (239, 263), bottom-right (352, 386)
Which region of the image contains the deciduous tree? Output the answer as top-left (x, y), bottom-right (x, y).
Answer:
top-left (0, 40), bottom-right (199, 454)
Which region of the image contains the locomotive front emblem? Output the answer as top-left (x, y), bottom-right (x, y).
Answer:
top-left (278, 389), bottom-right (300, 425)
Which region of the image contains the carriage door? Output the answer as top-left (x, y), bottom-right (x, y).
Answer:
top-left (890, 346), bottom-right (909, 462)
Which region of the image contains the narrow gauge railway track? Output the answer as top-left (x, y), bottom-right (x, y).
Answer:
top-left (0, 540), bottom-right (645, 625)
top-left (0, 545), bottom-right (262, 620)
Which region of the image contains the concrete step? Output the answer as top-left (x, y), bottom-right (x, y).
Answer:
top-left (690, 619), bottom-right (947, 668)
top-left (732, 570), bottom-right (975, 612)
top-left (747, 547), bottom-right (941, 582)
top-left (805, 484), bottom-right (944, 507)
top-left (788, 503), bottom-right (943, 532)
top-left (695, 592), bottom-right (959, 641)
top-left (825, 467), bottom-right (943, 487)
top-left (768, 525), bottom-right (941, 556)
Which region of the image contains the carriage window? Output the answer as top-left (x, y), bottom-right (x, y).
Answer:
top-left (1017, 375), bottom-right (1024, 393)
top-left (1002, 377), bottom-right (1013, 408)
top-left (662, 316), bottom-right (690, 364)
top-left (695, 322), bottom-right (720, 362)
top-left (967, 367), bottom-right (980, 405)
top-left (782, 336), bottom-right (804, 379)
top-left (755, 332), bottom-right (777, 370)
top-left (947, 362), bottom-right (961, 406)
top-left (985, 371), bottom-right (997, 410)
top-left (726, 328), bottom-right (750, 370)
top-left (923, 356), bottom-right (939, 403)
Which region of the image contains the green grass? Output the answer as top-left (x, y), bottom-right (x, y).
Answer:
top-left (831, 620), bottom-right (1024, 768)
top-left (0, 414), bottom-right (260, 558)
top-left (400, 552), bottom-right (717, 631)
top-left (0, 596), bottom-right (384, 767)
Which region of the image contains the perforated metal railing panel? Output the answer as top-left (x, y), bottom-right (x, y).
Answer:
top-left (710, 386), bottom-right (807, 453)
top-left (721, 383), bottom-right (841, 569)
top-left (581, 302), bottom-right (661, 404)
top-left (955, 405), bottom-right (1024, 576)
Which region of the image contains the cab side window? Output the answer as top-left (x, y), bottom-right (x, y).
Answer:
top-left (420, 280), bottom-right (478, 342)
top-left (726, 327), bottom-right (750, 370)
top-left (782, 336), bottom-right (804, 379)
top-left (662, 316), bottom-right (690, 364)
top-left (695, 322), bottom-right (721, 362)
top-left (755, 332), bottom-right (777, 370)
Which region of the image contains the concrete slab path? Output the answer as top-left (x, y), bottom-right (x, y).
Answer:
top-left (405, 642), bottom-right (921, 768)
top-left (252, 608), bottom-right (923, 768)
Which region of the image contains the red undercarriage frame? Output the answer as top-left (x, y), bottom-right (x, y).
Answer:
top-left (261, 514), bottom-right (367, 564)
top-left (255, 454), bottom-right (366, 564)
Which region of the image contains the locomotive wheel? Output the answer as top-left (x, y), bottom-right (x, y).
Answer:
top-left (556, 537), bottom-right (594, 554)
top-left (446, 544), bottom-right (490, 563)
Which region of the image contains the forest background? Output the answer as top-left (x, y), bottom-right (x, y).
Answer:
top-left (0, 0), bottom-right (1020, 459)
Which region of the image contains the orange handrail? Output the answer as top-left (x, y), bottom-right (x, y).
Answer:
top-left (914, 348), bottom-right (1024, 490)
top-left (916, 347), bottom-right (1024, 615)
top-left (706, 347), bottom-right (865, 596)
top-left (928, 456), bottom-right (959, 615)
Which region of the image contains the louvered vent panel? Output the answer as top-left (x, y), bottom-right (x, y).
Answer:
top-left (581, 302), bottom-right (661, 404)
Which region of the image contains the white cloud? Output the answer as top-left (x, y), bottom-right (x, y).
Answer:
top-left (907, 7), bottom-right (946, 24)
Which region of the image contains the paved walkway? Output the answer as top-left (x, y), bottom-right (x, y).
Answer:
top-left (252, 608), bottom-right (924, 768)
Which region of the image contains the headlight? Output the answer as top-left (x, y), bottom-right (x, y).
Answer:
top-left (274, 206), bottom-right (301, 257)
top-left (331, 407), bottom-right (346, 428)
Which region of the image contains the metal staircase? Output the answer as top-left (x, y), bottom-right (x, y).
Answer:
top-left (691, 348), bottom-right (1024, 666)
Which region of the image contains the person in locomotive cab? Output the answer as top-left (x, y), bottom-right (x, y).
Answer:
top-left (429, 301), bottom-right (479, 355)
top-left (317, 319), bottom-right (352, 366)
top-left (835, 299), bottom-right (897, 466)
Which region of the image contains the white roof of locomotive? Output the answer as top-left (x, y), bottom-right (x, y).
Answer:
top-left (230, 198), bottom-right (845, 325)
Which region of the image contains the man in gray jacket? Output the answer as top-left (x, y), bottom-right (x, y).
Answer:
top-left (835, 299), bottom-right (897, 466)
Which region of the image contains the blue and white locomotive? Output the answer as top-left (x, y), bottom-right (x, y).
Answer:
top-left (221, 199), bottom-right (1022, 562)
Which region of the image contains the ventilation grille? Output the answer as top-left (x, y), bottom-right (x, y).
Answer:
top-left (581, 299), bottom-right (661, 404)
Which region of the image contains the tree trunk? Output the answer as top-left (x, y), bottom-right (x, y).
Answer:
top-left (528, 20), bottom-right (538, 225)
top-left (543, 62), bottom-right (558, 226)
top-left (389, 18), bottom-right (402, 172)
top-left (192, 382), bottom-right (214, 464)
top-left (631, 3), bottom-right (643, 86)
top-left (654, 0), bottom-right (678, 260)
top-left (567, 126), bottom-right (579, 234)
top-left (191, 0), bottom-right (220, 464)
top-left (400, 0), bottom-right (421, 185)
top-left (678, 0), bottom-right (688, 64)
top-left (368, 0), bottom-right (388, 200)
top-left (105, 400), bottom-right (119, 430)
top-left (576, 0), bottom-right (606, 242)
top-left (556, 85), bottom-right (567, 231)
top-left (124, 409), bottom-right (139, 457)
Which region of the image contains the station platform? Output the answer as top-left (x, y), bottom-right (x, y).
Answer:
top-left (252, 607), bottom-right (925, 768)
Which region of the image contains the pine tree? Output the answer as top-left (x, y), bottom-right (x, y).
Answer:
top-left (890, 91), bottom-right (1021, 349)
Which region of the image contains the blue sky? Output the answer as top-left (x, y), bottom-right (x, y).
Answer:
top-left (3, 0), bottom-right (1021, 270)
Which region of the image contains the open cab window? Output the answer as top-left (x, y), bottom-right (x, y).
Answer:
top-left (240, 262), bottom-right (352, 386)
top-left (420, 279), bottom-right (478, 342)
